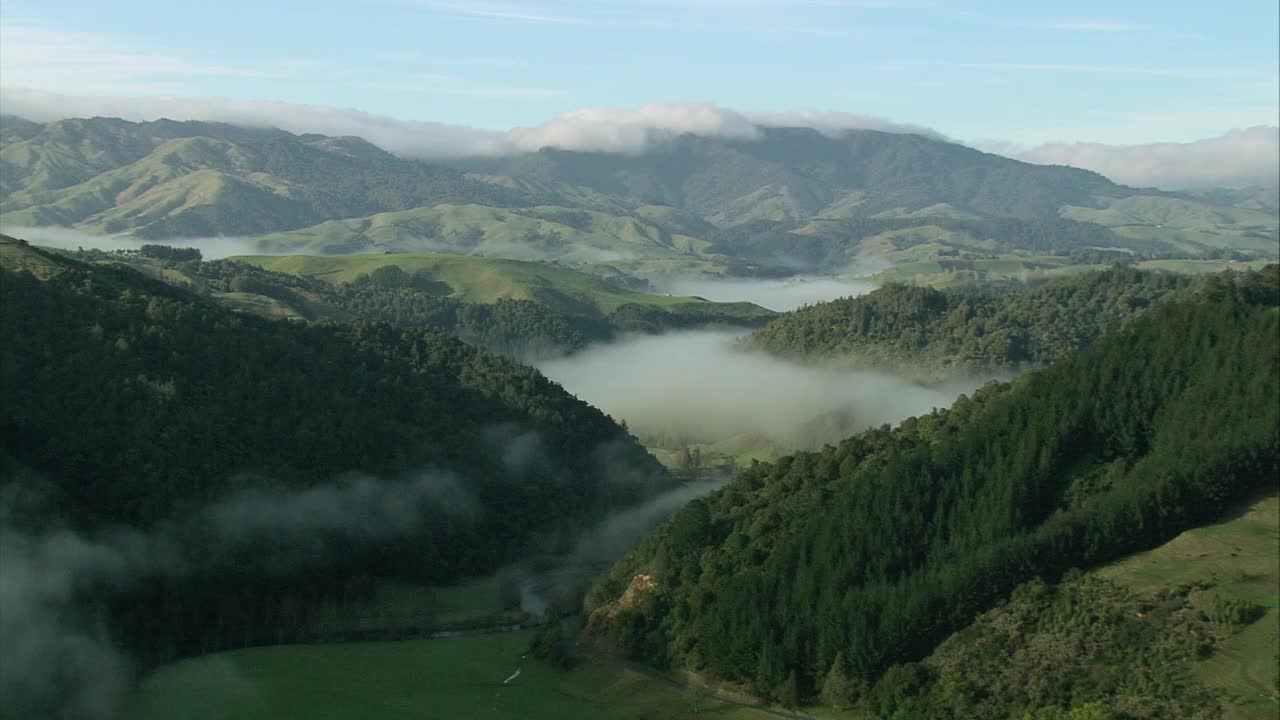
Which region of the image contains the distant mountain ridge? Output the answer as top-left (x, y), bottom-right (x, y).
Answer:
top-left (2, 117), bottom-right (1275, 270)
top-left (456, 126), bottom-right (1148, 224)
top-left (0, 117), bottom-right (534, 237)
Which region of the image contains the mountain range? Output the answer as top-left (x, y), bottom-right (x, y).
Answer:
top-left (2, 117), bottom-right (1276, 278)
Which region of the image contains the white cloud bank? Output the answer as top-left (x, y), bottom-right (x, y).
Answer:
top-left (3, 88), bottom-right (1274, 190)
top-left (1003, 127), bottom-right (1280, 190)
top-left (0, 226), bottom-right (274, 259)
top-left (655, 274), bottom-right (879, 312)
top-left (537, 330), bottom-right (989, 451)
top-left (0, 88), bottom-right (939, 156)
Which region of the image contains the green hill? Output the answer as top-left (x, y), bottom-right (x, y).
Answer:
top-left (459, 127), bottom-right (1136, 225)
top-left (0, 241), bottom-right (673, 718)
top-left (245, 203), bottom-right (729, 275)
top-left (5, 117), bottom-right (1274, 276)
top-left (846, 491), bottom-right (1279, 719)
top-left (233, 252), bottom-right (768, 320)
top-left (0, 118), bottom-right (533, 237)
top-left (29, 242), bottom-right (775, 359)
top-left (746, 267), bottom-right (1200, 374)
top-left (584, 267), bottom-right (1279, 709)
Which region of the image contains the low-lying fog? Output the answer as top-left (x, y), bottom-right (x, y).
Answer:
top-left (653, 273), bottom-right (878, 311)
top-left (538, 330), bottom-right (995, 452)
top-left (0, 225), bottom-right (269, 260)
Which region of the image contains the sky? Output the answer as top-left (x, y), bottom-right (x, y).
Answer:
top-left (0, 0), bottom-right (1277, 170)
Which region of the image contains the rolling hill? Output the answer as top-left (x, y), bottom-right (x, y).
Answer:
top-left (457, 127), bottom-right (1138, 224)
top-left (246, 203), bottom-right (731, 275)
top-left (0, 238), bottom-right (680, 718)
top-left (746, 267), bottom-right (1201, 374)
top-left (585, 266), bottom-right (1279, 710)
top-left (18, 237), bottom-right (776, 358)
top-left (0, 117), bottom-right (533, 237)
top-left (4, 117), bottom-right (1275, 276)
top-left (232, 252), bottom-right (769, 320)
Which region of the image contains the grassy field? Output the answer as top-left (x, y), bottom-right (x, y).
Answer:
top-left (233, 252), bottom-right (773, 322)
top-left (1098, 492), bottom-right (1280, 720)
top-left (868, 254), bottom-right (1091, 287)
top-left (1060, 196), bottom-right (1280, 254)
top-left (1135, 259), bottom-right (1275, 275)
top-left (0, 233), bottom-right (68, 277)
top-left (211, 291), bottom-right (305, 320)
top-left (132, 630), bottom-right (762, 720)
top-left (249, 203), bottom-right (729, 276)
top-left (126, 498), bottom-right (1278, 720)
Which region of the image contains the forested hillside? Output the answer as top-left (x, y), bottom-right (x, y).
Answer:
top-left (748, 267), bottom-right (1199, 372)
top-left (0, 239), bottom-right (671, 700)
top-left (585, 267), bottom-right (1279, 711)
top-left (49, 242), bottom-right (775, 358)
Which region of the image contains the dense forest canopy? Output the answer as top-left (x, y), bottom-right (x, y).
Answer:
top-left (748, 267), bottom-right (1201, 372)
top-left (0, 237), bottom-right (675, 716)
top-left (51, 246), bottom-right (776, 359)
top-left (586, 266), bottom-right (1279, 711)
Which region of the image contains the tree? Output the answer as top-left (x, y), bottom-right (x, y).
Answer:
top-left (777, 670), bottom-right (800, 708)
top-left (528, 617), bottom-right (571, 670)
top-left (821, 651), bottom-right (858, 710)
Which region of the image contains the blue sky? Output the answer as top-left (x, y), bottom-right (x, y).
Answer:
top-left (0, 0), bottom-right (1276, 145)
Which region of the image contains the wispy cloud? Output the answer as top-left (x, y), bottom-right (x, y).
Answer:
top-left (878, 59), bottom-right (1256, 80)
top-left (366, 73), bottom-right (562, 98)
top-left (377, 52), bottom-right (523, 66)
top-left (1026, 20), bottom-right (1148, 32)
top-left (990, 126), bottom-right (1280, 190)
top-left (397, 1), bottom-right (593, 25)
top-left (0, 24), bottom-right (317, 94)
top-left (395, 0), bottom-right (922, 33)
top-left (0, 90), bottom-right (940, 157)
top-left (974, 62), bottom-right (1246, 79)
top-left (437, 57), bottom-right (523, 66)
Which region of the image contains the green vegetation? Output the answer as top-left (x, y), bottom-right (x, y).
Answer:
top-left (1060, 195), bottom-right (1280, 255)
top-left (1099, 494), bottom-right (1280, 719)
top-left (1, 237), bottom-right (669, 698)
top-left (132, 630), bottom-right (762, 720)
top-left (586, 267), bottom-right (1279, 711)
top-left (464, 127), bottom-right (1131, 225)
top-left (51, 245), bottom-right (775, 358)
top-left (807, 492), bottom-right (1280, 719)
top-left (233, 252), bottom-right (758, 317)
top-left (4, 118), bottom-right (1274, 285)
top-left (247, 203), bottom-right (729, 276)
top-left (0, 118), bottom-right (532, 237)
top-left (748, 267), bottom-right (1197, 372)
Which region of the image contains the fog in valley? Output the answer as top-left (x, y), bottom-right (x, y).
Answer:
top-left (0, 469), bottom-right (481, 719)
top-left (0, 225), bottom-right (272, 260)
top-left (539, 330), bottom-right (995, 453)
top-left (653, 274), bottom-right (878, 312)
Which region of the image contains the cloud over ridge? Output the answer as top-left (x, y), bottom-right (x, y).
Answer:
top-left (3, 88), bottom-right (1275, 189)
top-left (1006, 127), bottom-right (1280, 190)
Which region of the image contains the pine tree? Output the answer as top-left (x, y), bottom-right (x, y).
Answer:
top-left (821, 651), bottom-right (857, 710)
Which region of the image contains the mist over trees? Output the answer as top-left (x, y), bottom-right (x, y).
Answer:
top-left (0, 241), bottom-right (674, 717)
top-left (586, 267), bottom-right (1279, 711)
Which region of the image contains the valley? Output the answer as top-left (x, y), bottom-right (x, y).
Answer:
top-left (2, 105), bottom-right (1277, 720)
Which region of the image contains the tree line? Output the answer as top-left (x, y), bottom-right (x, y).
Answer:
top-left (1, 243), bottom-right (670, 670)
top-left (586, 266), bottom-right (1279, 712)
